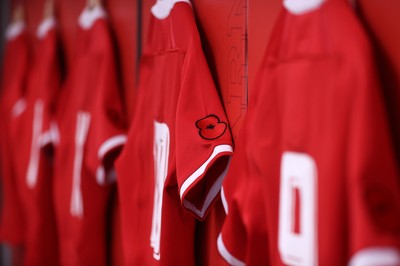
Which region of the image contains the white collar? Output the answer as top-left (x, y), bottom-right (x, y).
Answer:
top-left (284, 0), bottom-right (325, 15)
top-left (151, 0), bottom-right (191, 20)
top-left (5, 20), bottom-right (25, 41)
top-left (78, 6), bottom-right (106, 30)
top-left (37, 16), bottom-right (56, 39)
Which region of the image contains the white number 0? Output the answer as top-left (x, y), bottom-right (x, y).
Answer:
top-left (150, 121), bottom-right (170, 260)
top-left (278, 152), bottom-right (318, 266)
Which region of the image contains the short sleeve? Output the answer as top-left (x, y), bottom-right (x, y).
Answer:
top-left (35, 24), bottom-right (61, 150)
top-left (85, 20), bottom-right (127, 185)
top-left (176, 36), bottom-right (233, 220)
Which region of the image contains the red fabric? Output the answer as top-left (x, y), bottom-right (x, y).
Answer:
top-left (219, 0), bottom-right (400, 265)
top-left (53, 8), bottom-right (126, 266)
top-left (0, 26), bottom-right (29, 247)
top-left (115, 2), bottom-right (233, 265)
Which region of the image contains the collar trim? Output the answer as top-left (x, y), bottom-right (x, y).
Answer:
top-left (284, 0), bottom-right (326, 15)
top-left (151, 0), bottom-right (191, 20)
top-left (78, 6), bottom-right (106, 30)
top-left (37, 16), bottom-right (56, 39)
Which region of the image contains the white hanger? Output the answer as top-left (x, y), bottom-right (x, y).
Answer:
top-left (151, 0), bottom-right (191, 20)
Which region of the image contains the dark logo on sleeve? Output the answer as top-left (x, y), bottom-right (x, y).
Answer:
top-left (196, 114), bottom-right (227, 140)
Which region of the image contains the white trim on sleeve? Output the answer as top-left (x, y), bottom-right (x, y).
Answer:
top-left (39, 131), bottom-right (53, 147)
top-left (39, 121), bottom-right (60, 147)
top-left (96, 134), bottom-right (127, 185)
top-left (98, 134), bottom-right (127, 159)
top-left (217, 234), bottom-right (245, 266)
top-left (221, 186), bottom-right (229, 214)
top-left (180, 144), bottom-right (232, 219)
top-left (349, 247), bottom-right (400, 266)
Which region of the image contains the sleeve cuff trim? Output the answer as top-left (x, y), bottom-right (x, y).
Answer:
top-left (180, 144), bottom-right (233, 218)
top-left (217, 234), bottom-right (245, 266)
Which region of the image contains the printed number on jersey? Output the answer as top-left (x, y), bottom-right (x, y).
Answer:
top-left (150, 121), bottom-right (170, 260)
top-left (70, 112), bottom-right (91, 218)
top-left (278, 152), bottom-right (318, 266)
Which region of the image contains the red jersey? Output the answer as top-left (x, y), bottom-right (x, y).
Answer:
top-left (53, 6), bottom-right (126, 266)
top-left (218, 0), bottom-right (400, 265)
top-left (6, 17), bottom-right (60, 265)
top-left (115, 1), bottom-right (233, 265)
top-left (0, 21), bottom-right (29, 246)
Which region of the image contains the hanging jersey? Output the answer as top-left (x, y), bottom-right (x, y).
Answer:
top-left (115, 1), bottom-right (233, 265)
top-left (218, 0), bottom-right (400, 265)
top-left (6, 17), bottom-right (60, 265)
top-left (0, 21), bottom-right (29, 246)
top-left (53, 6), bottom-right (126, 266)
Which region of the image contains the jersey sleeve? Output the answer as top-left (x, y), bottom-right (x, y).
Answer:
top-left (175, 34), bottom-right (233, 220)
top-left (347, 51), bottom-right (400, 265)
top-left (35, 18), bottom-right (61, 150)
top-left (85, 20), bottom-right (127, 186)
